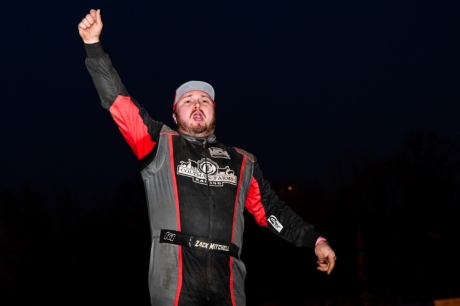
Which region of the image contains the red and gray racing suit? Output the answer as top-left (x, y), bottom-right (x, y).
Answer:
top-left (84, 42), bottom-right (322, 306)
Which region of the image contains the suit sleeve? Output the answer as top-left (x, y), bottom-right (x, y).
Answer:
top-left (244, 160), bottom-right (321, 248)
top-left (84, 42), bottom-right (162, 160)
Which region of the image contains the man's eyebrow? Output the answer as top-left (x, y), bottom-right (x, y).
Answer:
top-left (179, 94), bottom-right (192, 101)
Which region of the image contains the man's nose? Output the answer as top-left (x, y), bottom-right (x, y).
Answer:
top-left (193, 100), bottom-right (201, 108)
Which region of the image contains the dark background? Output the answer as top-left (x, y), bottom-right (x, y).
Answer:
top-left (1, 1), bottom-right (460, 305)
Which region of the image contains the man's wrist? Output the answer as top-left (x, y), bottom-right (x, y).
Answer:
top-left (83, 38), bottom-right (100, 44)
top-left (315, 237), bottom-right (328, 247)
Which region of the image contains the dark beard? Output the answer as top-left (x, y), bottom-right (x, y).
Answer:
top-left (176, 113), bottom-right (216, 136)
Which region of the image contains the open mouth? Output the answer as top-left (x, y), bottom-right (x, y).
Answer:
top-left (192, 112), bottom-right (204, 121)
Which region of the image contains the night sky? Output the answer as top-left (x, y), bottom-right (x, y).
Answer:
top-left (2, 1), bottom-right (459, 190)
top-left (1, 1), bottom-right (460, 305)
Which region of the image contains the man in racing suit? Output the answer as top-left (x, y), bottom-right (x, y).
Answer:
top-left (78, 9), bottom-right (336, 306)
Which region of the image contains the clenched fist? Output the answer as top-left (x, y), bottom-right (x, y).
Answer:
top-left (78, 9), bottom-right (103, 44)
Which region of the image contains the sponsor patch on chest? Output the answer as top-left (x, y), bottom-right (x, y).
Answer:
top-left (209, 147), bottom-right (231, 159)
top-left (177, 158), bottom-right (237, 187)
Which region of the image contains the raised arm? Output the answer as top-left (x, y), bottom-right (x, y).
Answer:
top-left (77, 9), bottom-right (127, 110)
top-left (78, 9), bottom-right (163, 161)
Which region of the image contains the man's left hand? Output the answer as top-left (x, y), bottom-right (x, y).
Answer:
top-left (314, 240), bottom-right (336, 275)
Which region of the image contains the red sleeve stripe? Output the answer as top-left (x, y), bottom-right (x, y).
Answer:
top-left (167, 134), bottom-right (183, 305)
top-left (110, 96), bottom-right (156, 160)
top-left (245, 177), bottom-right (268, 227)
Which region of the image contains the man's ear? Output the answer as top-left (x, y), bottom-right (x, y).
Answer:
top-left (172, 113), bottom-right (177, 124)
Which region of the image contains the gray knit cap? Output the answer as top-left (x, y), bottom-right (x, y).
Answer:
top-left (173, 80), bottom-right (215, 109)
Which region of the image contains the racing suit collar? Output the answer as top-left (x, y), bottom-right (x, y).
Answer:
top-left (180, 133), bottom-right (217, 146)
